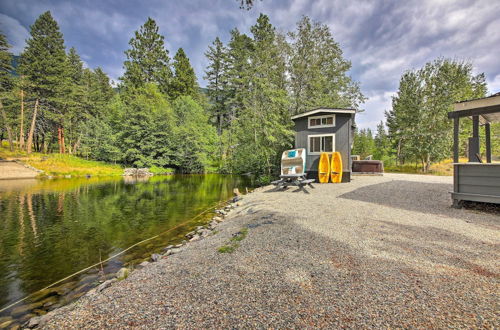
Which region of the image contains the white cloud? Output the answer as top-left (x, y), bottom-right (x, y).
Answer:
top-left (356, 91), bottom-right (394, 130)
top-left (0, 14), bottom-right (29, 54)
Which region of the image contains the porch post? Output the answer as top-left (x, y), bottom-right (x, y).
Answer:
top-left (468, 115), bottom-right (480, 162)
top-left (485, 122), bottom-right (492, 163)
top-left (453, 117), bottom-right (459, 163)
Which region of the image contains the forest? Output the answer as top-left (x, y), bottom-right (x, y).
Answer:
top-left (0, 11), bottom-right (498, 182)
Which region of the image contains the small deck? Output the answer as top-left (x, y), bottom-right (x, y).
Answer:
top-left (452, 163), bottom-right (500, 205)
top-left (449, 93), bottom-right (500, 206)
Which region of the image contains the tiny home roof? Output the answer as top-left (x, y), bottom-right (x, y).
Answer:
top-left (291, 108), bottom-right (356, 120)
top-left (449, 92), bottom-right (500, 124)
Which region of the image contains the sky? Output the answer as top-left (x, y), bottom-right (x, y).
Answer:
top-left (1, 0), bottom-right (499, 129)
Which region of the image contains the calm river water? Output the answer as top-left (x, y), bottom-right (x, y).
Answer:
top-left (0, 174), bottom-right (253, 324)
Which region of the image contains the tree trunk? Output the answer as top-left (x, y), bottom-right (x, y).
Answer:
top-left (19, 90), bottom-right (25, 150)
top-left (58, 125), bottom-right (66, 154)
top-left (61, 127), bottom-right (65, 154)
top-left (0, 100), bottom-right (14, 151)
top-left (72, 135), bottom-right (81, 155)
top-left (26, 99), bottom-right (39, 154)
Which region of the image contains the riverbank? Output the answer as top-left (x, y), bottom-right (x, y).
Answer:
top-left (0, 147), bottom-right (123, 178)
top-left (29, 173), bottom-right (499, 328)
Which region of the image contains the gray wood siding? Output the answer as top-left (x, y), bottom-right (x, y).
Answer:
top-left (455, 164), bottom-right (500, 196)
top-left (293, 112), bottom-right (352, 173)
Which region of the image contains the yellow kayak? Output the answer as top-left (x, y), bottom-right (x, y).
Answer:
top-left (318, 152), bottom-right (330, 183)
top-left (330, 152), bottom-right (343, 183)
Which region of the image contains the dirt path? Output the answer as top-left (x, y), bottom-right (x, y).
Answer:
top-left (0, 160), bottom-right (40, 179)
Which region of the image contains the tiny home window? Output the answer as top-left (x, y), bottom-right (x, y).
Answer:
top-left (308, 115), bottom-right (335, 128)
top-left (308, 134), bottom-right (335, 154)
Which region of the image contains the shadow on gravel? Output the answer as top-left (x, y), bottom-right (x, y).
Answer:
top-left (338, 180), bottom-right (499, 224)
top-left (372, 220), bottom-right (499, 279)
top-left (262, 186), bottom-right (313, 194)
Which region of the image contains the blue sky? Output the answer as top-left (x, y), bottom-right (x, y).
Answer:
top-left (1, 0), bottom-right (499, 129)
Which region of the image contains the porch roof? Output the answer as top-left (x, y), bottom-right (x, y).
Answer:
top-left (448, 92), bottom-right (500, 124)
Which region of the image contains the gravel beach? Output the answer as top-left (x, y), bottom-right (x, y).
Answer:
top-left (40, 173), bottom-right (499, 328)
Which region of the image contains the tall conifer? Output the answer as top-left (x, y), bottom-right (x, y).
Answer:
top-left (19, 11), bottom-right (70, 153)
top-left (121, 18), bottom-right (171, 94)
top-left (170, 48), bottom-right (199, 100)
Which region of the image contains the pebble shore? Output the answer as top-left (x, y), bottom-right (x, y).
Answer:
top-left (23, 174), bottom-right (499, 328)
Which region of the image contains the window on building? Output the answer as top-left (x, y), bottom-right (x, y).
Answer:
top-left (308, 115), bottom-right (335, 128)
top-left (308, 134), bottom-right (334, 154)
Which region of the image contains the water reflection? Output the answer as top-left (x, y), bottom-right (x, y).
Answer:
top-left (0, 174), bottom-right (253, 321)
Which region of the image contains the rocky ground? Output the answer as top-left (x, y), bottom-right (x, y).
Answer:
top-left (29, 173), bottom-right (499, 328)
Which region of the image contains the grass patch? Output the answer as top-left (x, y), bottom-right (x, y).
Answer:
top-left (230, 228), bottom-right (248, 242)
top-left (217, 245), bottom-right (237, 253)
top-left (385, 158), bottom-right (472, 176)
top-left (149, 166), bottom-right (176, 175)
top-left (218, 227), bottom-right (248, 253)
top-left (0, 146), bottom-right (123, 177)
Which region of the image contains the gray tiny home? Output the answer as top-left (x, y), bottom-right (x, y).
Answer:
top-left (291, 108), bottom-right (355, 182)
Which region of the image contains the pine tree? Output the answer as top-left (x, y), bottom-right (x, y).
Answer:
top-left (170, 48), bottom-right (199, 100)
top-left (225, 28), bottom-right (253, 120)
top-left (19, 11), bottom-right (70, 153)
top-left (353, 128), bottom-right (375, 159)
top-left (172, 96), bottom-right (218, 172)
top-left (231, 14), bottom-right (292, 179)
top-left (0, 32), bottom-right (14, 150)
top-left (288, 16), bottom-right (365, 114)
top-left (204, 37), bottom-right (229, 135)
top-left (66, 47), bottom-right (86, 153)
top-left (374, 121), bottom-right (389, 160)
top-left (121, 18), bottom-right (171, 94)
top-left (0, 32), bottom-right (13, 92)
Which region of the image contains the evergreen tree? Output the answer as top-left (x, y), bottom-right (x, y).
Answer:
top-left (118, 84), bottom-right (175, 167)
top-left (204, 37), bottom-right (229, 135)
top-left (121, 18), bottom-right (171, 94)
top-left (19, 11), bottom-right (70, 153)
top-left (225, 28), bottom-right (253, 120)
top-left (352, 128), bottom-right (375, 159)
top-left (0, 32), bottom-right (13, 92)
top-left (172, 96), bottom-right (218, 172)
top-left (373, 121), bottom-right (390, 160)
top-left (0, 31), bottom-right (14, 150)
top-left (288, 16), bottom-right (365, 114)
top-left (170, 48), bottom-right (199, 99)
top-left (66, 47), bottom-right (86, 152)
top-left (231, 14), bottom-right (292, 179)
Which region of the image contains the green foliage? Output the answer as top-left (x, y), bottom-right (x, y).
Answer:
top-left (79, 116), bottom-right (121, 162)
top-left (204, 37), bottom-right (229, 135)
top-left (386, 58), bottom-right (487, 171)
top-left (373, 121), bottom-right (390, 161)
top-left (118, 84), bottom-right (175, 167)
top-left (171, 96), bottom-right (218, 173)
top-left (204, 15), bottom-right (365, 178)
top-left (121, 17), bottom-right (171, 94)
top-left (352, 128), bottom-right (375, 159)
top-left (227, 15), bottom-right (293, 177)
top-left (288, 16), bottom-right (365, 114)
top-left (170, 48), bottom-right (199, 100)
top-left (19, 11), bottom-right (70, 116)
top-left (0, 31), bottom-right (13, 92)
top-left (149, 166), bottom-right (175, 174)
